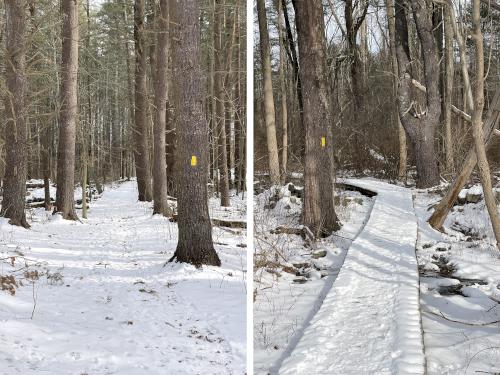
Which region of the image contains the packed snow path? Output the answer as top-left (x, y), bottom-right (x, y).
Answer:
top-left (279, 179), bottom-right (425, 375)
top-left (0, 181), bottom-right (246, 374)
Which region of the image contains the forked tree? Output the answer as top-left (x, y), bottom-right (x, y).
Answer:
top-left (55, 0), bottom-right (79, 220)
top-left (257, 0), bottom-right (280, 186)
top-left (394, 0), bottom-right (441, 188)
top-left (152, 0), bottom-right (172, 216)
top-left (134, 0), bottom-right (153, 202)
top-left (168, 0), bottom-right (221, 267)
top-left (2, 0), bottom-right (29, 228)
top-left (294, 0), bottom-right (341, 237)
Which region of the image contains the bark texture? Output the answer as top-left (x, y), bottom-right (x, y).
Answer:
top-left (257, 0), bottom-right (280, 185)
top-left (394, 0), bottom-right (441, 188)
top-left (295, 0), bottom-right (340, 237)
top-left (152, 0), bottom-right (172, 216)
top-left (2, 0), bottom-right (29, 228)
top-left (168, 0), bottom-right (220, 267)
top-left (55, 0), bottom-right (79, 220)
top-left (134, 0), bottom-right (153, 202)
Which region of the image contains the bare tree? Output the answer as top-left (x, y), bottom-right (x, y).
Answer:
top-left (152, 0), bottom-right (172, 216)
top-left (257, 0), bottom-right (280, 185)
top-left (134, 0), bottom-right (153, 202)
top-left (295, 0), bottom-right (341, 237)
top-left (168, 0), bottom-right (220, 267)
top-left (55, 0), bottom-right (79, 220)
top-left (1, 0), bottom-right (29, 228)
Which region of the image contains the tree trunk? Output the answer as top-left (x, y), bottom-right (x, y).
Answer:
top-left (257, 0), bottom-right (280, 185)
top-left (168, 0), bottom-right (220, 267)
top-left (224, 10), bottom-right (237, 193)
top-left (214, 0), bottom-right (230, 206)
top-left (55, 0), bottom-right (79, 220)
top-left (447, 1), bottom-right (473, 112)
top-left (82, 157), bottom-right (88, 219)
top-left (234, 5), bottom-right (244, 193)
top-left (134, 0), bottom-right (153, 201)
top-left (385, 0), bottom-right (407, 181)
top-left (443, 5), bottom-right (454, 172)
top-left (152, 0), bottom-right (172, 216)
top-left (470, 0), bottom-right (500, 249)
top-left (277, 0), bottom-right (288, 184)
top-left (295, 0), bottom-right (341, 237)
top-left (428, 89), bottom-right (500, 230)
top-left (2, 0), bottom-right (29, 228)
top-left (42, 106), bottom-right (52, 211)
top-left (345, 0), bottom-right (368, 112)
top-left (394, 0), bottom-right (440, 188)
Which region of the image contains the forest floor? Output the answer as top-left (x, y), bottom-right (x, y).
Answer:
top-left (254, 176), bottom-right (500, 375)
top-left (0, 180), bottom-right (246, 375)
top-left (415, 182), bottom-right (500, 375)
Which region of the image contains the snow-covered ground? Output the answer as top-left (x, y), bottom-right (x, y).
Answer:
top-left (0, 180), bottom-right (246, 375)
top-left (278, 179), bottom-right (425, 374)
top-left (414, 183), bottom-right (500, 375)
top-left (254, 175), bottom-right (499, 374)
top-left (253, 182), bottom-right (374, 374)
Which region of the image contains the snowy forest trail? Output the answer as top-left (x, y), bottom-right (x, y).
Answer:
top-left (0, 180), bottom-right (246, 375)
top-left (278, 179), bottom-right (425, 375)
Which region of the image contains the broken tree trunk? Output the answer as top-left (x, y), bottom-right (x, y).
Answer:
top-left (428, 89), bottom-right (500, 230)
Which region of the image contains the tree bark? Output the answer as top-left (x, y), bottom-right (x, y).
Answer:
top-left (295, 0), bottom-right (341, 237)
top-left (152, 0), bottom-right (172, 216)
top-left (2, 0), bottom-right (29, 228)
top-left (168, 0), bottom-right (220, 267)
top-left (470, 0), bottom-right (500, 249)
top-left (134, 0), bottom-right (153, 201)
top-left (55, 0), bottom-right (79, 220)
top-left (394, 0), bottom-right (441, 188)
top-left (257, 0), bottom-right (280, 185)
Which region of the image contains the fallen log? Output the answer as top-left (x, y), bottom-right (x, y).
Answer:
top-left (211, 218), bottom-right (246, 229)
